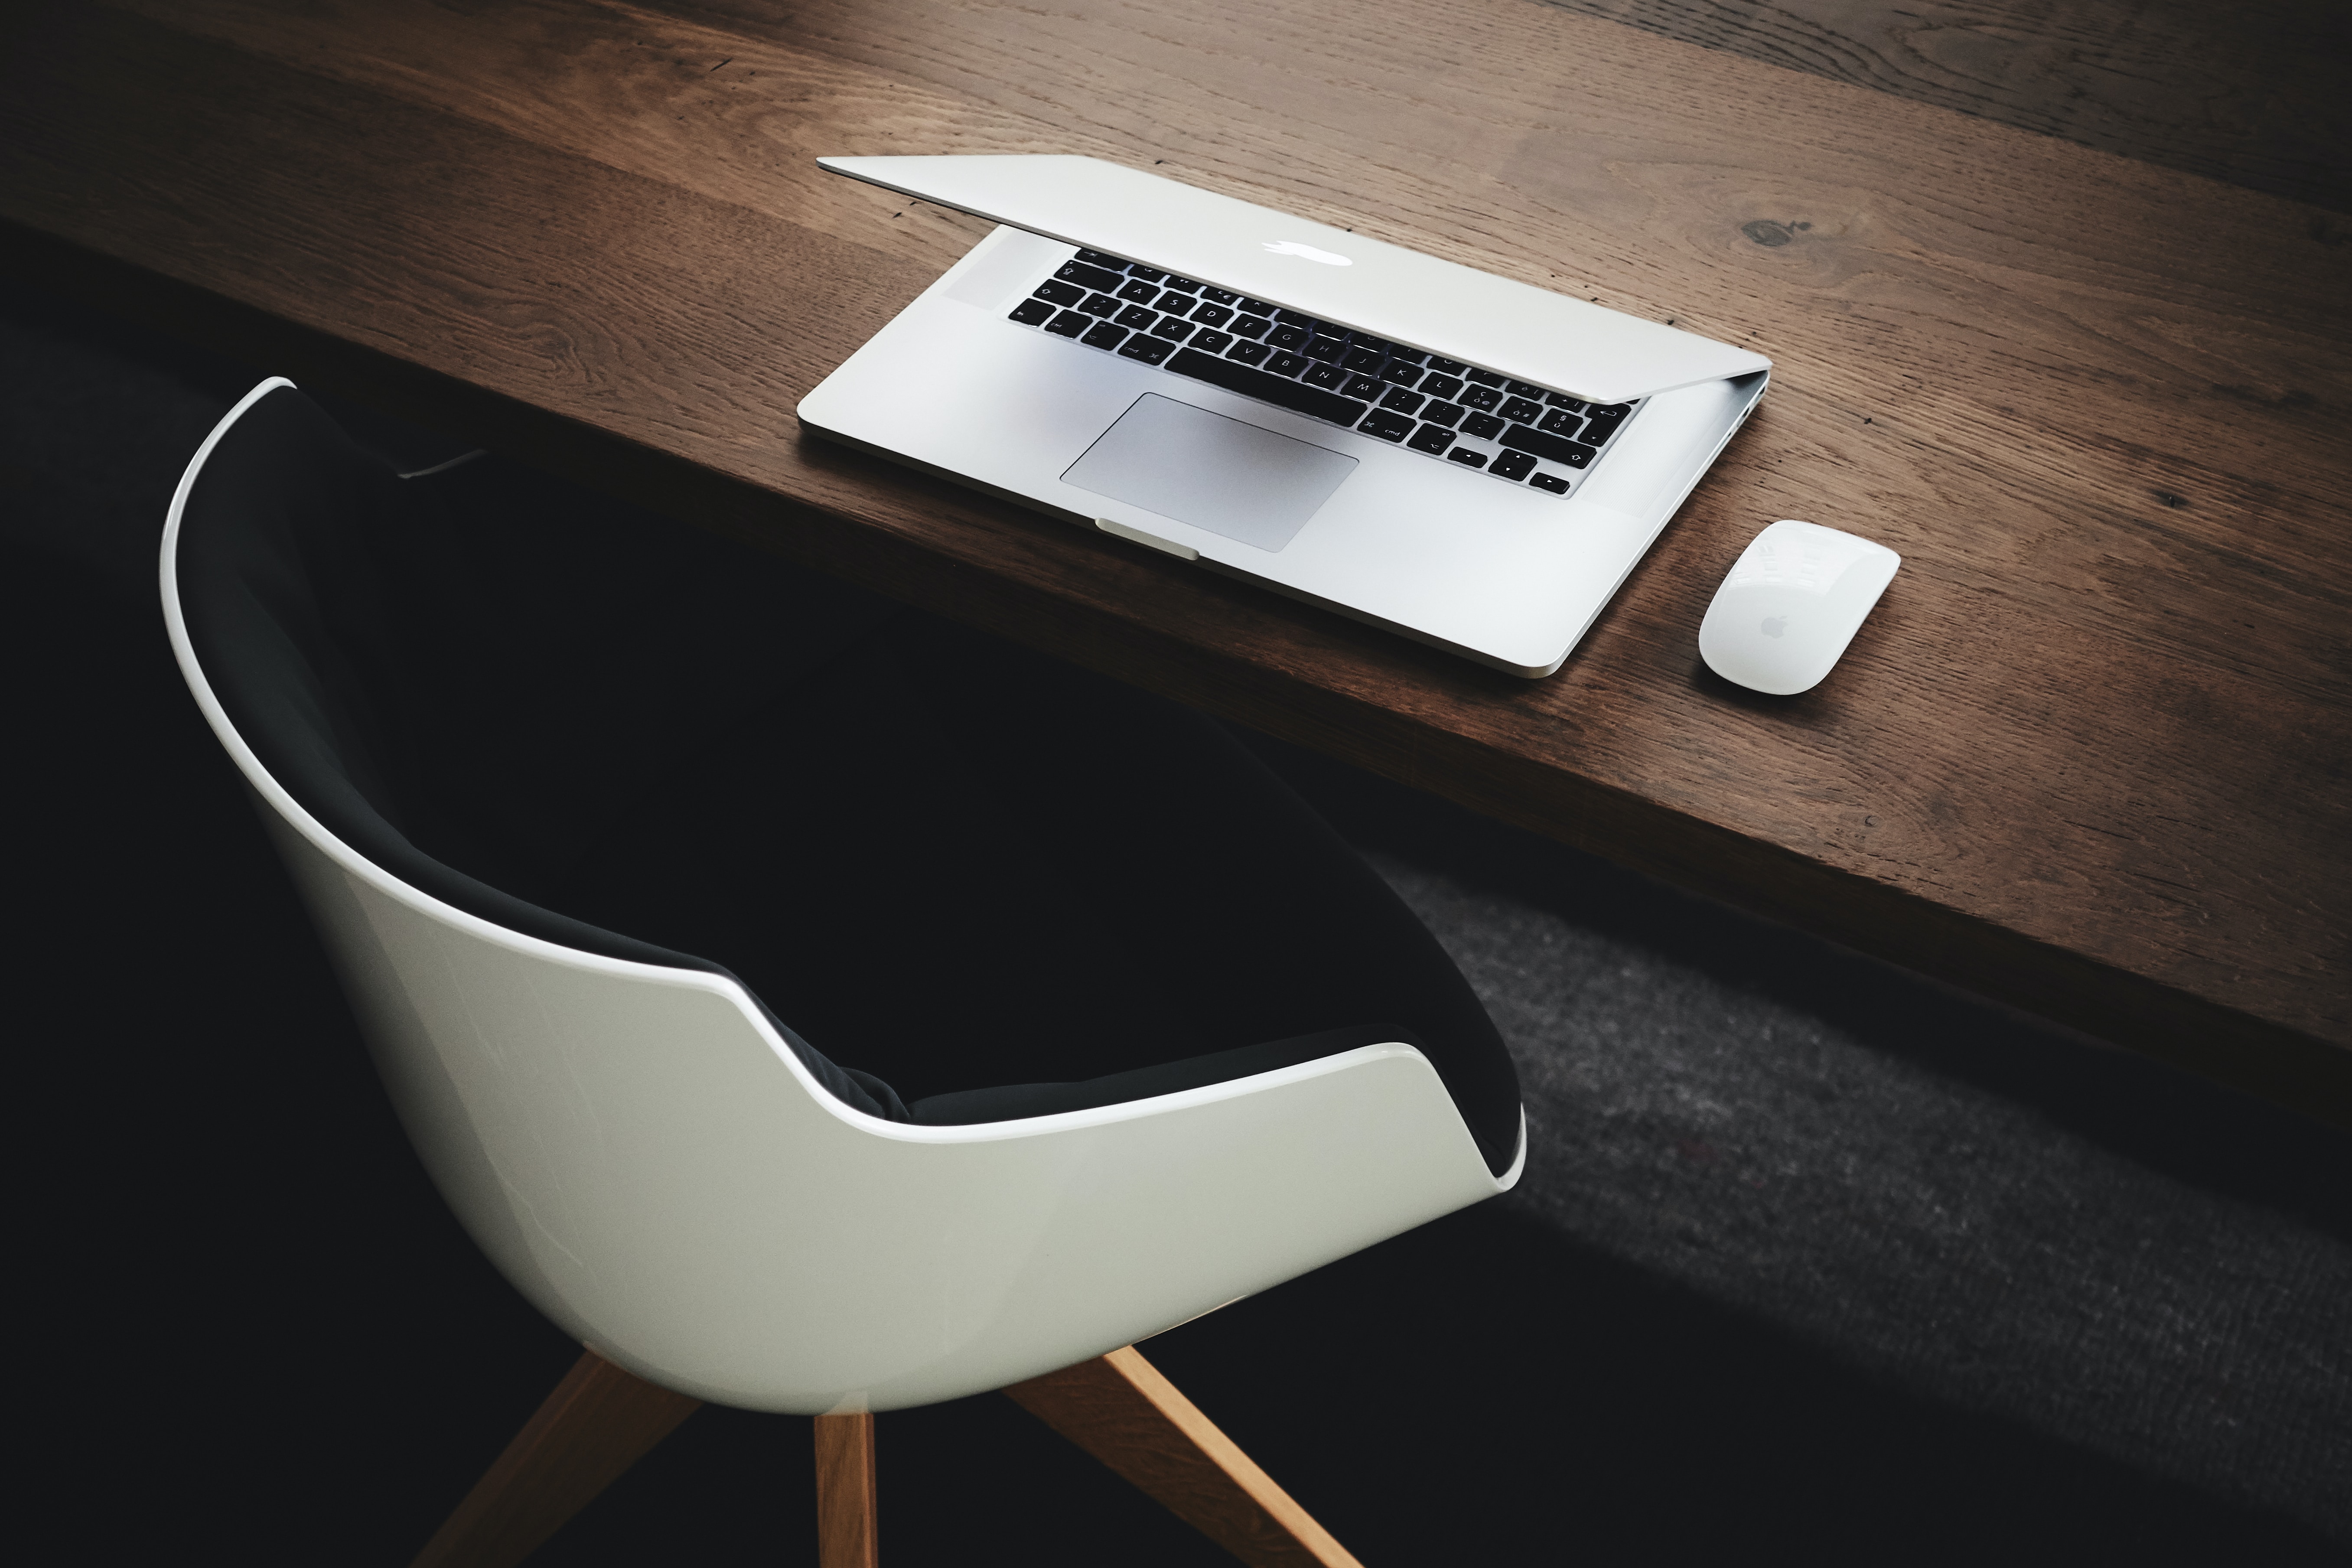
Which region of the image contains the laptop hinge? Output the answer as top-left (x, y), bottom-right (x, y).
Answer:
top-left (1095, 516), bottom-right (1199, 561)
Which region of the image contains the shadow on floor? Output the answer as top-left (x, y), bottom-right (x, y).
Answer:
top-left (1246, 735), bottom-right (2352, 1248)
top-left (8, 541), bottom-right (2342, 1565)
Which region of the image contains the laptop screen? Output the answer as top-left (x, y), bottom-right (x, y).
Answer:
top-left (820, 154), bottom-right (1770, 405)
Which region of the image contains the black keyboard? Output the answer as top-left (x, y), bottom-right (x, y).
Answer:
top-left (1007, 249), bottom-right (1640, 496)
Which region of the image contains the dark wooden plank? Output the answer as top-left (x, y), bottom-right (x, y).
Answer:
top-left (0, 0), bottom-right (2345, 1123)
top-left (1536, 0), bottom-right (2352, 213)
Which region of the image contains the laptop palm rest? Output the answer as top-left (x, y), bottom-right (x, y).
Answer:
top-left (1062, 394), bottom-right (1356, 553)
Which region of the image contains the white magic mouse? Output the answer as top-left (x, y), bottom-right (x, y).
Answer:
top-left (1698, 520), bottom-right (1901, 695)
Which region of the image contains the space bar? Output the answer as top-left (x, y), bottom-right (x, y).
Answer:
top-left (1166, 349), bottom-right (1369, 427)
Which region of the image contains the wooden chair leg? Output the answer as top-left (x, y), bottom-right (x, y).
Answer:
top-left (1002, 1346), bottom-right (1363, 1568)
top-left (814, 1412), bottom-right (879, 1568)
top-left (409, 1349), bottom-right (702, 1568)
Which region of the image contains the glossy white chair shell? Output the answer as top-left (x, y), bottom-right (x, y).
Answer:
top-left (162, 379), bottom-right (1523, 1415)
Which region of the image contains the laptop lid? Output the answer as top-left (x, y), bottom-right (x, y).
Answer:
top-left (820, 154), bottom-right (1771, 406)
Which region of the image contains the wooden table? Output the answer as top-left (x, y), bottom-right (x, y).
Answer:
top-left (5, 0), bottom-right (2346, 1123)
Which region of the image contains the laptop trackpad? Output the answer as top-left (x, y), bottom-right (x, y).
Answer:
top-left (1062, 394), bottom-right (1356, 553)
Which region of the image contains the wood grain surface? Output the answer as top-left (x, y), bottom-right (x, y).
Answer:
top-left (812, 1412), bottom-right (880, 1568)
top-left (1, 0), bottom-right (2345, 1120)
top-left (1540, 0), bottom-right (2352, 212)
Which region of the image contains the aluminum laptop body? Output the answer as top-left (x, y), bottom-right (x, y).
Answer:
top-left (798, 156), bottom-right (1769, 677)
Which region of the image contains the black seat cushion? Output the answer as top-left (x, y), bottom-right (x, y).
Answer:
top-left (174, 387), bottom-right (1522, 1171)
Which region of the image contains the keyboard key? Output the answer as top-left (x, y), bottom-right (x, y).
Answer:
top-left (1407, 422), bottom-right (1454, 455)
top-left (1056, 261), bottom-right (1124, 292)
top-left (1116, 304), bottom-right (1159, 330)
top-left (1490, 450), bottom-right (1537, 481)
top-left (1118, 279), bottom-right (1161, 304)
top-left (1465, 368), bottom-right (1505, 387)
top-left (1458, 384), bottom-right (1502, 410)
top-left (1079, 293), bottom-right (1121, 318)
top-left (1386, 349), bottom-right (1428, 366)
top-left (1154, 289), bottom-right (1196, 312)
top-left (1379, 385), bottom-right (1425, 415)
top-left (1422, 401), bottom-right (1465, 427)
top-left (1229, 315), bottom-right (1272, 340)
top-left (1358, 408), bottom-right (1414, 442)
top-left (1544, 392), bottom-right (1587, 411)
top-left (1150, 316), bottom-right (1196, 342)
top-left (1378, 360), bottom-right (1422, 385)
top-left (1343, 374), bottom-right (1385, 401)
top-left (1034, 278), bottom-right (1087, 306)
top-left (1342, 346), bottom-right (1386, 373)
top-left (1267, 323), bottom-right (1310, 350)
top-left (1191, 302), bottom-right (1234, 328)
top-left (1267, 350), bottom-right (1311, 377)
top-left (1537, 407), bottom-right (1581, 437)
top-left (1461, 411), bottom-right (1506, 439)
top-left (1162, 276), bottom-right (1203, 293)
top-left (1075, 248), bottom-right (1129, 269)
top-left (1579, 403), bottom-right (1632, 443)
top-left (1420, 373), bottom-right (1465, 400)
top-left (1306, 336), bottom-right (1347, 362)
top-left (1237, 297), bottom-right (1278, 316)
top-left (1046, 310), bottom-right (1091, 338)
top-left (1191, 329), bottom-right (1235, 354)
top-left (1528, 471), bottom-right (1572, 494)
top-left (1274, 309), bottom-right (1323, 327)
top-left (1349, 335), bottom-right (1394, 355)
top-left (1126, 265), bottom-right (1166, 283)
top-left (1226, 339), bottom-right (1272, 365)
top-left (1427, 356), bottom-right (1468, 375)
top-left (1200, 286), bottom-right (1239, 305)
top-left (1082, 321), bottom-right (1128, 350)
top-left (1119, 334), bottom-right (1174, 365)
top-left (1303, 362), bottom-right (1349, 389)
top-left (1499, 396), bottom-right (1543, 424)
top-left (1446, 447), bottom-right (1487, 468)
top-left (1500, 424), bottom-right (1598, 466)
top-left (1008, 298), bottom-right (1056, 326)
top-left (1166, 347), bottom-right (1370, 425)
top-left (1506, 379), bottom-right (1546, 399)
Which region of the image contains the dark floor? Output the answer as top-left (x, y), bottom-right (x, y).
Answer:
top-left (7, 268), bottom-right (2348, 1565)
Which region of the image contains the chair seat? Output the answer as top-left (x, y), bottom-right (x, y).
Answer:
top-left (164, 379), bottom-right (1521, 1412)
top-left (172, 382), bottom-right (1522, 1164)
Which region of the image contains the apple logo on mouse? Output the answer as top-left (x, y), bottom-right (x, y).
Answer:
top-left (1699, 519), bottom-right (1904, 696)
top-left (1263, 241), bottom-right (1352, 266)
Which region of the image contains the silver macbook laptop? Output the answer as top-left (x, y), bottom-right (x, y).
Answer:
top-left (798, 156), bottom-right (1770, 676)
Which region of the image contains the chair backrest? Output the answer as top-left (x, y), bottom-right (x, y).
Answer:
top-left (164, 381), bottom-right (1516, 1412)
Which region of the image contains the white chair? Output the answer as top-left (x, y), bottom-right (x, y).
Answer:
top-left (162, 379), bottom-right (1523, 1567)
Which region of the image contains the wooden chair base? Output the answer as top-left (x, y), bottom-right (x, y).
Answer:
top-left (408, 1350), bottom-right (703, 1568)
top-left (813, 1410), bottom-right (879, 1568)
top-left (1001, 1346), bottom-right (1362, 1568)
top-left (409, 1345), bottom-right (1357, 1568)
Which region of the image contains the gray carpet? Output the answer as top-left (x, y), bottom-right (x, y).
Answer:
top-left (6, 288), bottom-right (2347, 1561)
top-left (1374, 847), bottom-right (2349, 1538)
